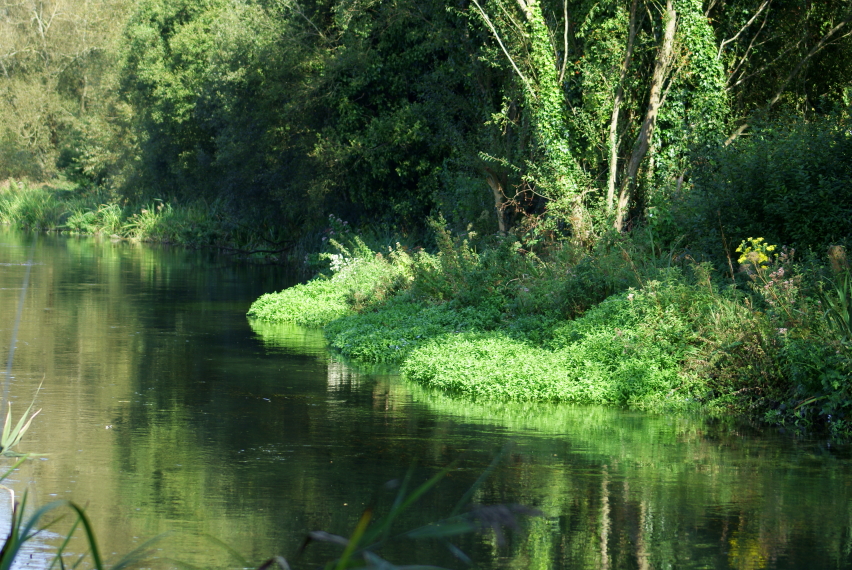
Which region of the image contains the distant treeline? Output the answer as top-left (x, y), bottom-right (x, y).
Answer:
top-left (1, 0), bottom-right (851, 243)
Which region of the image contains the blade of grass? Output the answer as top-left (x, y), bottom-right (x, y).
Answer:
top-left (46, 514), bottom-right (83, 570)
top-left (8, 408), bottom-right (40, 450)
top-left (368, 464), bottom-right (414, 548)
top-left (257, 555), bottom-right (293, 570)
top-left (110, 533), bottom-right (171, 570)
top-left (1, 405), bottom-right (12, 450)
top-left (198, 533), bottom-right (251, 567)
top-left (439, 539), bottom-right (472, 566)
top-left (0, 492), bottom-right (29, 570)
top-left (0, 456), bottom-right (28, 482)
top-left (450, 444), bottom-right (510, 517)
top-left (334, 506), bottom-right (373, 570)
top-left (62, 502), bottom-right (105, 570)
top-left (360, 460), bottom-right (458, 549)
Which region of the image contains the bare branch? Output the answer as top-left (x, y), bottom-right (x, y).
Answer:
top-left (729, 36), bottom-right (802, 89)
top-left (726, 32), bottom-right (768, 86)
top-left (764, 14), bottom-right (852, 108)
top-left (558, 0), bottom-right (568, 84)
top-left (726, 3), bottom-right (852, 145)
top-left (717, 0), bottom-right (771, 59)
top-left (471, 0), bottom-right (534, 96)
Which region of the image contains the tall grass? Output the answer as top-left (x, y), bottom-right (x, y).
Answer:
top-left (0, 181), bottom-right (63, 229)
top-left (0, 180), bottom-right (279, 255)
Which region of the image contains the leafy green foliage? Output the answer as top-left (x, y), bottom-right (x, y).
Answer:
top-left (250, 224), bottom-right (852, 436)
top-left (248, 237), bottom-right (414, 327)
top-left (401, 280), bottom-right (697, 406)
top-left (3, 0), bottom-right (852, 242)
top-left (325, 296), bottom-right (502, 364)
top-left (0, 180), bottom-right (279, 254)
top-left (0, 401), bottom-right (40, 456)
top-left (248, 280), bottom-right (353, 329)
top-left (684, 113), bottom-right (852, 253)
top-left (822, 270), bottom-right (852, 344)
top-left (0, 181), bottom-right (64, 230)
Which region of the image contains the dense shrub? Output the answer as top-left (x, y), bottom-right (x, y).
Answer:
top-left (684, 114), bottom-right (852, 254)
top-left (247, 237), bottom-right (414, 327)
top-left (0, 180), bottom-right (64, 229)
top-left (249, 224), bottom-right (852, 435)
top-left (401, 282), bottom-right (696, 406)
top-left (0, 179), bottom-right (292, 251)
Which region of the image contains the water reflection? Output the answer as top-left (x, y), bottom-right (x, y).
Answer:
top-left (0, 227), bottom-right (849, 569)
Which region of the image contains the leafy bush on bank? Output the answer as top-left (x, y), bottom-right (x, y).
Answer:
top-left (400, 285), bottom-right (692, 407)
top-left (248, 236), bottom-right (414, 327)
top-left (680, 114), bottom-right (852, 255)
top-left (249, 223), bottom-right (852, 436)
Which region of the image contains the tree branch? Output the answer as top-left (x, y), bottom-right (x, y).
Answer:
top-left (726, 2), bottom-right (852, 145)
top-left (557, 0), bottom-right (568, 84)
top-left (471, 0), bottom-right (534, 96)
top-left (717, 0), bottom-right (771, 59)
top-left (606, 0), bottom-right (638, 212)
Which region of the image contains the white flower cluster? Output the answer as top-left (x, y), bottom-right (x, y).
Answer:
top-left (324, 252), bottom-right (361, 277)
top-left (327, 253), bottom-right (347, 273)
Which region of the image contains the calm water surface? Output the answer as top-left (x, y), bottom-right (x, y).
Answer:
top-left (0, 227), bottom-right (850, 570)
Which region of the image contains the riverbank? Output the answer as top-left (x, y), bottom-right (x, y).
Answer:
top-left (0, 179), bottom-right (301, 260)
top-left (248, 225), bottom-right (852, 437)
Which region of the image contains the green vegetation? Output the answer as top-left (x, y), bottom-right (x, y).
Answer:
top-left (2, 0), bottom-right (851, 242)
top-left (1, 0), bottom-right (851, 431)
top-left (249, 214), bottom-right (852, 436)
top-left (249, 233), bottom-right (414, 325)
top-left (0, 180), bottom-right (286, 253)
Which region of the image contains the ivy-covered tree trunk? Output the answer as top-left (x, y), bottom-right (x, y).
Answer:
top-left (606, 0), bottom-right (639, 213)
top-left (615, 0), bottom-right (677, 231)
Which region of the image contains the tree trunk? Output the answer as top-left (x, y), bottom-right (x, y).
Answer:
top-left (615, 0), bottom-right (677, 231)
top-left (607, 0), bottom-right (639, 213)
top-left (485, 168), bottom-right (507, 233)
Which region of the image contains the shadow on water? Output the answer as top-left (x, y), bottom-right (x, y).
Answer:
top-left (0, 226), bottom-right (850, 569)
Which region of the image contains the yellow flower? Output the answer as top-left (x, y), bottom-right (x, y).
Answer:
top-left (737, 237), bottom-right (779, 267)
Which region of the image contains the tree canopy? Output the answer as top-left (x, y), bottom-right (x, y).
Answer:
top-left (1, 0), bottom-right (850, 237)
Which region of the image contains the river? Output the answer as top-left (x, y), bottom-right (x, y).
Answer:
top-left (0, 227), bottom-right (849, 569)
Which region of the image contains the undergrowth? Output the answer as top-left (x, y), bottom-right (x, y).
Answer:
top-left (249, 221), bottom-right (852, 437)
top-left (0, 179), bottom-right (285, 256)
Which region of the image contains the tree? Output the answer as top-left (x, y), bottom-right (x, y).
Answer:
top-left (0, 0), bottom-right (131, 179)
top-left (467, 0), bottom-right (727, 232)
